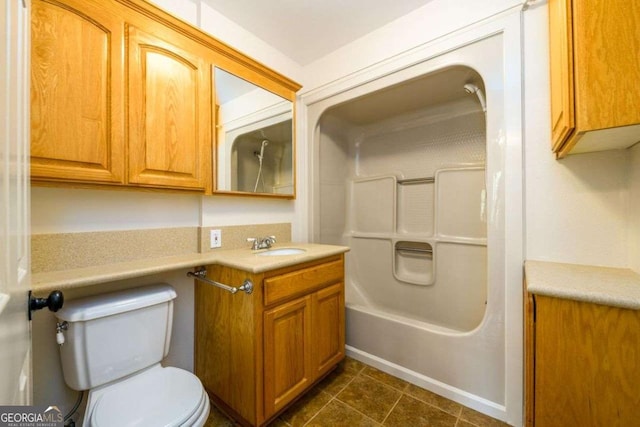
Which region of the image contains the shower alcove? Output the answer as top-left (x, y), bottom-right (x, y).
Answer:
top-left (309, 33), bottom-right (516, 423)
top-left (326, 67), bottom-right (489, 332)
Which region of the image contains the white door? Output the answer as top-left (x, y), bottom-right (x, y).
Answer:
top-left (0, 0), bottom-right (32, 405)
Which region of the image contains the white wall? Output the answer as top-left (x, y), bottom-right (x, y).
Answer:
top-left (301, 0), bottom-right (521, 91)
top-left (31, 187), bottom-right (201, 234)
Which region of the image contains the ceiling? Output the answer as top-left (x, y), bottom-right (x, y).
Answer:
top-left (200, 0), bottom-right (435, 66)
top-left (325, 66), bottom-right (484, 125)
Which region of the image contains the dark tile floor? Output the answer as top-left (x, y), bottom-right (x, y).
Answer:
top-left (204, 357), bottom-right (511, 427)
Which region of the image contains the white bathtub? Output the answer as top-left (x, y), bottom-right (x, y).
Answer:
top-left (345, 298), bottom-right (505, 418)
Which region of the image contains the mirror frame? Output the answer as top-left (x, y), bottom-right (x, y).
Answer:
top-left (211, 56), bottom-right (298, 199)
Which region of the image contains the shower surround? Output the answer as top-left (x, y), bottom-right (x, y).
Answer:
top-left (307, 31), bottom-right (522, 424)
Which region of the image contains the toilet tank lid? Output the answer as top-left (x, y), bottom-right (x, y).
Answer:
top-left (55, 284), bottom-right (177, 322)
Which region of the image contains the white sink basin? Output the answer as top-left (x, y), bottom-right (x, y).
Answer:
top-left (257, 248), bottom-right (306, 256)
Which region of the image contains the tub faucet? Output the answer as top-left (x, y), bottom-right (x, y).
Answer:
top-left (247, 236), bottom-right (277, 250)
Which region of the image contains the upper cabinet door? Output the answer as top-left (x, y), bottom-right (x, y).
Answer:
top-left (127, 26), bottom-right (211, 191)
top-left (30, 0), bottom-right (125, 184)
top-left (548, 0), bottom-right (574, 152)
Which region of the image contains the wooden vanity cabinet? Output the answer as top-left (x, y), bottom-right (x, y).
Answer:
top-left (195, 255), bottom-right (345, 426)
top-left (549, 0), bottom-right (640, 158)
top-left (525, 292), bottom-right (640, 426)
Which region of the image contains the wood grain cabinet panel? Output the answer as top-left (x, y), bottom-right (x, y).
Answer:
top-left (263, 296), bottom-right (312, 418)
top-left (549, 0), bottom-right (640, 157)
top-left (548, 0), bottom-right (574, 152)
top-left (127, 26), bottom-right (211, 190)
top-left (525, 293), bottom-right (640, 426)
top-left (312, 282), bottom-right (345, 377)
top-left (30, 0), bottom-right (124, 184)
top-left (195, 255), bottom-right (345, 426)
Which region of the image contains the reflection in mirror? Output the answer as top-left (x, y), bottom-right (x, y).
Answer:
top-left (214, 67), bottom-right (294, 196)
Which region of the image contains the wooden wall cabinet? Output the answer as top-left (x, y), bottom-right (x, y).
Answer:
top-left (549, 0), bottom-right (640, 158)
top-left (30, 0), bottom-right (300, 192)
top-left (525, 293), bottom-right (640, 426)
top-left (31, 0), bottom-right (125, 184)
top-left (127, 25), bottom-right (211, 190)
top-left (195, 256), bottom-right (345, 426)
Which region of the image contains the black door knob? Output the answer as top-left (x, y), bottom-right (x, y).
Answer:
top-left (28, 290), bottom-right (64, 320)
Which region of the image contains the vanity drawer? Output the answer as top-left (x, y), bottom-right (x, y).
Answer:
top-left (264, 259), bottom-right (343, 306)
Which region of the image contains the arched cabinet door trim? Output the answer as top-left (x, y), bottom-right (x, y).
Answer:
top-left (126, 25), bottom-right (211, 190)
top-left (31, 0), bottom-right (125, 184)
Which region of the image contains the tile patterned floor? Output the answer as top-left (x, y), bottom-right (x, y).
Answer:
top-left (204, 357), bottom-right (511, 427)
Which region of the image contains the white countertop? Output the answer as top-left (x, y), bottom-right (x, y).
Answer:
top-left (32, 243), bottom-right (349, 292)
top-left (525, 260), bottom-right (640, 310)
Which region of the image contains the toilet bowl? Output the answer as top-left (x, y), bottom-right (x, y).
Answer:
top-left (87, 365), bottom-right (209, 427)
top-left (55, 284), bottom-right (209, 427)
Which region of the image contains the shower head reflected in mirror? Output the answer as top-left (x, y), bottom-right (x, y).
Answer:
top-left (254, 139), bottom-right (269, 162)
top-left (253, 139), bottom-right (269, 192)
top-left (463, 83), bottom-right (487, 113)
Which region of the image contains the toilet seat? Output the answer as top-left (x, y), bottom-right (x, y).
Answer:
top-left (88, 365), bottom-right (209, 427)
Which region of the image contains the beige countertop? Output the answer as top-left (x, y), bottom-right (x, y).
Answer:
top-left (32, 243), bottom-right (349, 292)
top-left (525, 260), bottom-right (640, 310)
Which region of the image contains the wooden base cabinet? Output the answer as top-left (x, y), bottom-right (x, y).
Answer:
top-left (525, 293), bottom-right (640, 426)
top-left (195, 255), bottom-right (345, 426)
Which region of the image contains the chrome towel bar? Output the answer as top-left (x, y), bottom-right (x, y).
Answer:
top-left (188, 268), bottom-right (253, 295)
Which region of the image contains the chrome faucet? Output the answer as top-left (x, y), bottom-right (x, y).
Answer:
top-left (247, 235), bottom-right (277, 250)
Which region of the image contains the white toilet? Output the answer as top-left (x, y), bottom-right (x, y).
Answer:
top-left (55, 284), bottom-right (210, 427)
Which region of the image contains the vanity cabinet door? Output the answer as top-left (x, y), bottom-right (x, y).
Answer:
top-left (527, 294), bottom-right (640, 426)
top-left (30, 0), bottom-right (125, 184)
top-left (127, 25), bottom-right (211, 190)
top-left (312, 282), bottom-right (345, 377)
top-left (263, 295), bottom-right (313, 419)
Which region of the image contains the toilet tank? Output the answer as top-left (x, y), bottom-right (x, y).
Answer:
top-left (55, 284), bottom-right (177, 390)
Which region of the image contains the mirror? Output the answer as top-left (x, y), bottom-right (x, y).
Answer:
top-left (214, 67), bottom-right (294, 197)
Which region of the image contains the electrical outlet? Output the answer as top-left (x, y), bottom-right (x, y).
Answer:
top-left (210, 229), bottom-right (222, 248)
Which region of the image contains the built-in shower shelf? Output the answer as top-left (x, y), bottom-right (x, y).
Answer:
top-left (394, 241), bottom-right (434, 286)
